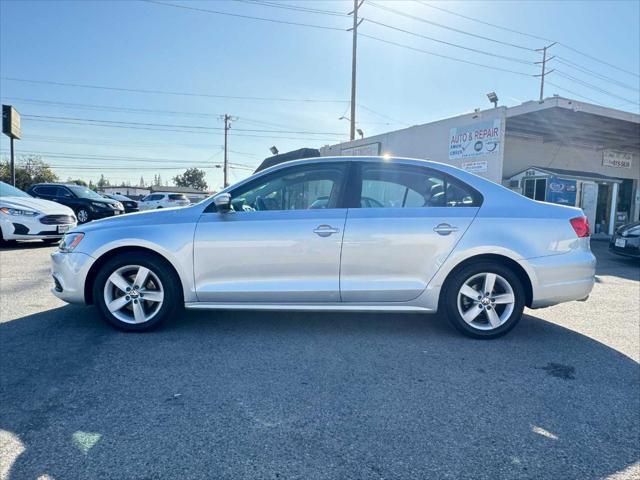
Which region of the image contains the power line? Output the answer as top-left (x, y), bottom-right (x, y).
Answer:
top-left (363, 17), bottom-right (536, 66)
top-left (142, 0), bottom-right (347, 31)
top-left (0, 77), bottom-right (348, 103)
top-left (234, 0), bottom-right (348, 17)
top-left (554, 71), bottom-right (639, 104)
top-left (366, 1), bottom-right (536, 52)
top-left (358, 104), bottom-right (411, 126)
top-left (552, 58), bottom-right (639, 92)
top-left (358, 33), bottom-right (535, 77)
top-left (2, 149), bottom-right (216, 165)
top-left (544, 82), bottom-right (605, 106)
top-left (415, 0), bottom-right (640, 78)
top-left (416, 0), bottom-right (552, 43)
top-left (7, 133), bottom-right (224, 150)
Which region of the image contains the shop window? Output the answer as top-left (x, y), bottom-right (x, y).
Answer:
top-left (522, 178), bottom-right (546, 201)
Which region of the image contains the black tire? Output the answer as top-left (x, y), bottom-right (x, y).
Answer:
top-left (93, 252), bottom-right (182, 332)
top-left (76, 208), bottom-right (90, 224)
top-left (442, 261), bottom-right (525, 339)
top-left (156, 206), bottom-right (163, 209)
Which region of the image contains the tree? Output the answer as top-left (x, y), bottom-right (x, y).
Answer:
top-left (173, 168), bottom-right (207, 191)
top-left (67, 178), bottom-right (88, 187)
top-left (0, 156), bottom-right (58, 191)
top-left (97, 174), bottom-right (110, 189)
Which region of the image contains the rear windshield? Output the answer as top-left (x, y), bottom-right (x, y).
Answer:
top-left (169, 194), bottom-right (188, 200)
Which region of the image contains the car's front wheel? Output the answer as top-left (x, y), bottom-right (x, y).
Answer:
top-left (93, 252), bottom-right (181, 331)
top-left (76, 208), bottom-right (90, 223)
top-left (443, 261), bottom-right (525, 339)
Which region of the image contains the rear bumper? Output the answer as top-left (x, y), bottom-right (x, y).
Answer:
top-left (50, 251), bottom-right (94, 304)
top-left (524, 250), bottom-right (596, 308)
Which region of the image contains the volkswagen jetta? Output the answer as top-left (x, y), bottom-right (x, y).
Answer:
top-left (50, 157), bottom-right (596, 338)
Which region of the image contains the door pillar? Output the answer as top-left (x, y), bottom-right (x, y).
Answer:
top-left (608, 182), bottom-right (619, 236)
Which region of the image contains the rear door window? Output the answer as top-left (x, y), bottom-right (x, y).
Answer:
top-left (357, 163), bottom-right (481, 208)
top-left (169, 194), bottom-right (188, 200)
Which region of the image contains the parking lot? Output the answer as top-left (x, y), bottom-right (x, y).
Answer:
top-left (0, 241), bottom-right (638, 480)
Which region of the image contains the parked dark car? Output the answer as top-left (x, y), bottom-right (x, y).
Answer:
top-left (28, 183), bottom-right (125, 224)
top-left (609, 221), bottom-right (640, 258)
top-left (102, 193), bottom-right (139, 213)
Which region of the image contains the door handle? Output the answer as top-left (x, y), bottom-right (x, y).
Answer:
top-left (313, 224), bottom-right (340, 237)
top-left (433, 223), bottom-right (459, 236)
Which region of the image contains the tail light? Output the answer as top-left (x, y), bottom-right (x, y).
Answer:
top-left (570, 216), bottom-right (590, 238)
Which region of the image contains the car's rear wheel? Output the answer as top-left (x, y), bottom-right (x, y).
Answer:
top-left (93, 252), bottom-right (181, 331)
top-left (443, 261), bottom-right (525, 339)
top-left (76, 208), bottom-right (90, 223)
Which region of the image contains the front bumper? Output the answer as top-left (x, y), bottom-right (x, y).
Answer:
top-left (50, 250), bottom-right (95, 304)
top-left (525, 249), bottom-right (597, 308)
top-left (609, 235), bottom-right (640, 258)
top-left (1, 217), bottom-right (76, 241)
top-left (92, 209), bottom-right (125, 220)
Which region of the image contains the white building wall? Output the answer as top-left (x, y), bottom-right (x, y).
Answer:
top-left (320, 107), bottom-right (507, 183)
top-left (503, 134), bottom-right (639, 181)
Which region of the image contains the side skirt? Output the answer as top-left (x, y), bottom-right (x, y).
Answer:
top-left (184, 302), bottom-right (434, 313)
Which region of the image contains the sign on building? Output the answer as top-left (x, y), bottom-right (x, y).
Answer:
top-left (449, 119), bottom-right (501, 160)
top-left (461, 160), bottom-right (488, 173)
top-left (341, 142), bottom-right (380, 156)
top-left (602, 150), bottom-right (632, 169)
top-left (546, 178), bottom-right (577, 206)
top-left (2, 105), bottom-right (21, 139)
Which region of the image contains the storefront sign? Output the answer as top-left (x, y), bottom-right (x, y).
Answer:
top-left (546, 178), bottom-right (577, 206)
top-left (2, 105), bottom-right (21, 140)
top-left (341, 142), bottom-right (380, 156)
top-left (602, 150), bottom-right (632, 169)
top-left (449, 119), bottom-right (501, 160)
top-left (461, 160), bottom-right (488, 173)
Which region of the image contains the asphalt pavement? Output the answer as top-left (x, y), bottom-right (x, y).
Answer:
top-left (0, 240), bottom-right (638, 480)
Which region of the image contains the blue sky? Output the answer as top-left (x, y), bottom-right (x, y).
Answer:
top-left (1, 0), bottom-right (639, 190)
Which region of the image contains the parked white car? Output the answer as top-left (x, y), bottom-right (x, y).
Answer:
top-left (138, 193), bottom-right (190, 210)
top-left (0, 181), bottom-right (77, 244)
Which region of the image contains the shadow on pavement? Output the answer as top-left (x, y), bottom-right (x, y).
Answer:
top-left (1, 305), bottom-right (638, 479)
top-left (591, 240), bottom-right (640, 282)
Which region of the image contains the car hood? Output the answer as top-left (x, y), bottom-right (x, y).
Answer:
top-left (0, 196), bottom-right (75, 215)
top-left (74, 204), bottom-right (202, 233)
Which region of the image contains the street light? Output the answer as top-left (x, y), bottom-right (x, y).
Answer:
top-left (486, 92), bottom-right (499, 108)
top-left (269, 146), bottom-right (279, 155)
top-left (357, 128), bottom-right (364, 139)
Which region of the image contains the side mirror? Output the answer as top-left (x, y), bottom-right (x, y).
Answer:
top-left (213, 193), bottom-right (232, 212)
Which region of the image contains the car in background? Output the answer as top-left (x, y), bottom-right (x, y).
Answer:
top-left (28, 183), bottom-right (124, 224)
top-left (0, 181), bottom-right (76, 244)
top-left (138, 193), bottom-right (190, 210)
top-left (609, 221), bottom-right (640, 258)
top-left (102, 193), bottom-right (139, 214)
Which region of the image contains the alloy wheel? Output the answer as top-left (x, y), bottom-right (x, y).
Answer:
top-left (103, 265), bottom-right (164, 324)
top-left (77, 209), bottom-right (89, 223)
top-left (456, 272), bottom-right (515, 331)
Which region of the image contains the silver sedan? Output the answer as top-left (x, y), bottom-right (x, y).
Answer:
top-left (51, 157), bottom-right (596, 338)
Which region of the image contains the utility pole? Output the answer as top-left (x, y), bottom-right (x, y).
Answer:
top-left (348, 0), bottom-right (363, 141)
top-left (222, 114), bottom-right (230, 188)
top-left (535, 42), bottom-right (556, 102)
top-left (10, 137), bottom-right (15, 186)
top-left (220, 114), bottom-right (238, 188)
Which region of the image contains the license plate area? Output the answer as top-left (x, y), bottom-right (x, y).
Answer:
top-left (615, 238), bottom-right (626, 248)
top-left (57, 225), bottom-right (70, 234)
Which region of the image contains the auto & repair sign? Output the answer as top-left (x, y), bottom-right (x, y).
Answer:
top-left (449, 119), bottom-right (501, 160)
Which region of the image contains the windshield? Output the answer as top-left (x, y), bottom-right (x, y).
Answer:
top-left (0, 181), bottom-right (32, 198)
top-left (67, 185), bottom-right (107, 200)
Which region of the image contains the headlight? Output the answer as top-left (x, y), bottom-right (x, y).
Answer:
top-left (0, 207), bottom-right (40, 217)
top-left (623, 226), bottom-right (640, 237)
top-left (115, 202), bottom-right (124, 210)
top-left (91, 201), bottom-right (108, 209)
top-left (59, 233), bottom-right (84, 252)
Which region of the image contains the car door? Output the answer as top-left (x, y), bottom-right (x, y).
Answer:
top-left (193, 161), bottom-right (350, 303)
top-left (340, 162), bottom-right (481, 302)
top-left (54, 186), bottom-right (77, 209)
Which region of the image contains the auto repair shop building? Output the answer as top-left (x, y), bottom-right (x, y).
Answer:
top-left (320, 96), bottom-right (640, 236)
